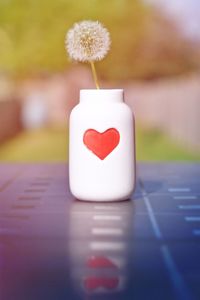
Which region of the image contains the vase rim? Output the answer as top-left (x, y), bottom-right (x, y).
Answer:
top-left (80, 89), bottom-right (123, 91)
top-left (80, 89), bottom-right (124, 103)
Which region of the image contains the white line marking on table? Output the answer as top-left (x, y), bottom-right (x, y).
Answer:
top-left (143, 194), bottom-right (162, 239)
top-left (178, 205), bottom-right (200, 210)
top-left (93, 215), bottom-right (122, 221)
top-left (161, 245), bottom-right (191, 300)
top-left (140, 181), bottom-right (191, 300)
top-left (168, 188), bottom-right (191, 192)
top-left (92, 228), bottom-right (123, 236)
top-left (173, 196), bottom-right (197, 200)
top-left (90, 241), bottom-right (125, 251)
top-left (185, 216), bottom-right (200, 222)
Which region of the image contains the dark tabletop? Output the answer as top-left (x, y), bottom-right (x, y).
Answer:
top-left (0, 163), bottom-right (200, 300)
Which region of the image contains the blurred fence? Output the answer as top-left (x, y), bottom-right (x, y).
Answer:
top-left (0, 99), bottom-right (22, 143)
top-left (0, 69), bottom-right (199, 153)
top-left (19, 69), bottom-right (200, 152)
top-left (125, 74), bottom-right (200, 152)
top-left (0, 77), bottom-right (22, 143)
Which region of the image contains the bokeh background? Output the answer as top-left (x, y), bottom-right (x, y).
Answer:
top-left (0, 0), bottom-right (199, 161)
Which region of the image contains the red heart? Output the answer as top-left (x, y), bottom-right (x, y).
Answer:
top-left (87, 256), bottom-right (117, 269)
top-left (84, 277), bottom-right (119, 291)
top-left (83, 128), bottom-right (120, 160)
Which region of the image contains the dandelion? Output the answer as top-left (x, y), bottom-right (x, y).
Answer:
top-left (65, 20), bottom-right (111, 89)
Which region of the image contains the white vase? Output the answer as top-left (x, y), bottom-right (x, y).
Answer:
top-left (69, 89), bottom-right (136, 201)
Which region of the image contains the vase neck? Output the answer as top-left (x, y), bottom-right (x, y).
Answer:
top-left (79, 89), bottom-right (124, 104)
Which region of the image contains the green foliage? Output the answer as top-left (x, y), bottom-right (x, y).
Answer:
top-left (0, 128), bottom-right (69, 162)
top-left (0, 0), bottom-right (146, 75)
top-left (0, 127), bottom-right (199, 162)
top-left (136, 127), bottom-right (200, 161)
top-left (0, 0), bottom-right (196, 79)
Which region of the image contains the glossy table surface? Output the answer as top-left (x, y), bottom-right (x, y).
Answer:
top-left (0, 163), bottom-right (200, 300)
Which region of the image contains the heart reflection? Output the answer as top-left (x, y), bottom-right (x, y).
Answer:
top-left (69, 199), bottom-right (134, 297)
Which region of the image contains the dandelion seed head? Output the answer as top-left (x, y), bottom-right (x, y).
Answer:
top-left (65, 20), bottom-right (111, 62)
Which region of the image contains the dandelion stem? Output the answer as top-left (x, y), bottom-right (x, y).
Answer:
top-left (90, 61), bottom-right (100, 89)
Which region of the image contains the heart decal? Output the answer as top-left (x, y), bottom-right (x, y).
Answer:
top-left (83, 128), bottom-right (120, 160)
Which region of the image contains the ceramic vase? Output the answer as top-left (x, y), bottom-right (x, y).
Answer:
top-left (69, 89), bottom-right (135, 201)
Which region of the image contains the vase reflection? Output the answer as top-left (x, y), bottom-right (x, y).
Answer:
top-left (68, 199), bottom-right (134, 298)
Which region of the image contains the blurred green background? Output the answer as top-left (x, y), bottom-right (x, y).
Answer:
top-left (0, 0), bottom-right (198, 79)
top-left (0, 0), bottom-right (199, 161)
